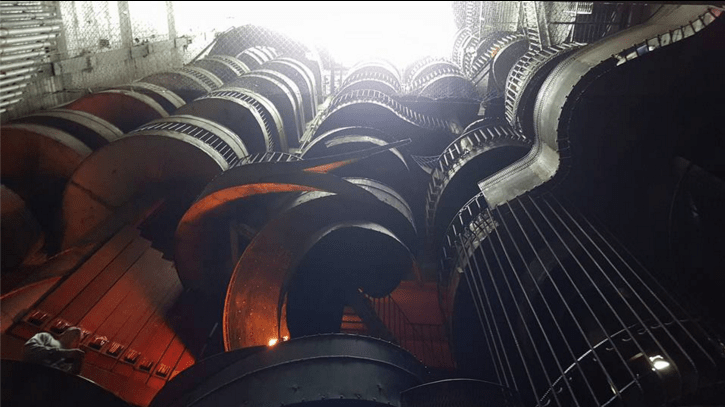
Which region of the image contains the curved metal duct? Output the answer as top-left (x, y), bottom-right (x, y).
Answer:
top-left (174, 87), bottom-right (279, 154)
top-left (56, 89), bottom-right (167, 133)
top-left (263, 58), bottom-right (318, 122)
top-left (235, 46), bottom-right (278, 70)
top-left (408, 59), bottom-right (460, 88)
top-left (138, 68), bottom-right (217, 103)
top-left (409, 64), bottom-right (478, 100)
top-left (208, 26), bottom-right (323, 102)
top-left (173, 143), bottom-right (410, 296)
top-left (13, 108), bottom-right (124, 150)
top-left (442, 192), bottom-right (725, 406)
top-left (347, 59), bottom-right (402, 87)
top-left (221, 175), bottom-right (417, 349)
top-left (452, 27), bottom-right (474, 69)
top-left (188, 57), bottom-right (246, 84)
top-left (424, 118), bottom-right (531, 248)
top-left (301, 126), bottom-right (412, 197)
top-left (402, 56), bottom-right (442, 87)
top-left (112, 82), bottom-right (186, 115)
top-left (253, 68), bottom-right (306, 125)
top-left (150, 334), bottom-right (427, 407)
top-left (229, 73), bottom-right (305, 148)
top-left (149, 346), bottom-right (266, 407)
top-left (0, 50), bottom-right (252, 253)
top-left (122, 53), bottom-right (248, 113)
top-left (311, 89), bottom-right (461, 155)
top-left (60, 115), bottom-right (247, 248)
top-left (468, 32), bottom-right (526, 98)
top-left (478, 6), bottom-right (722, 209)
top-left (173, 151), bottom-right (309, 296)
top-left (489, 36), bottom-right (529, 94)
top-left (338, 68), bottom-right (401, 97)
top-left (505, 43), bottom-right (585, 135)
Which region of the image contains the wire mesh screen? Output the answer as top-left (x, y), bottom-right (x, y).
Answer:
top-left (1, 0), bottom-right (226, 120)
top-left (546, 2), bottom-right (662, 45)
top-left (452, 1), bottom-right (522, 40)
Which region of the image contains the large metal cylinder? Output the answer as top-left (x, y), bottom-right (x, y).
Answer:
top-left (60, 89), bottom-right (167, 133)
top-left (228, 73), bottom-right (305, 147)
top-left (150, 334), bottom-right (427, 407)
top-left (221, 175), bottom-right (417, 349)
top-left (425, 118), bottom-right (531, 248)
top-left (1, 360), bottom-right (131, 407)
top-left (60, 115), bottom-right (247, 248)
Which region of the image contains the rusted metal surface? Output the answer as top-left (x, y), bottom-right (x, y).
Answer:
top-left (14, 108), bottom-right (124, 150)
top-left (174, 141), bottom-right (412, 296)
top-left (60, 132), bottom-right (228, 249)
top-left (0, 184), bottom-right (44, 272)
top-left (62, 90), bottom-right (166, 133)
top-left (0, 123), bottom-right (91, 238)
top-left (222, 177), bottom-right (416, 349)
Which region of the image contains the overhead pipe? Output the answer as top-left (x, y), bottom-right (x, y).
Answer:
top-left (0, 81), bottom-right (28, 93)
top-left (0, 12), bottom-right (55, 19)
top-left (0, 49), bottom-right (46, 62)
top-left (0, 73), bottom-right (31, 86)
top-left (0, 41), bottom-right (51, 54)
top-left (0, 24), bottom-right (60, 36)
top-left (0, 1), bottom-right (45, 6)
top-left (0, 56), bottom-right (48, 71)
top-left (0, 6), bottom-right (53, 13)
top-left (0, 33), bottom-right (57, 45)
top-left (0, 18), bottom-right (61, 29)
top-left (0, 66), bottom-right (40, 78)
top-left (0, 90), bottom-right (22, 100)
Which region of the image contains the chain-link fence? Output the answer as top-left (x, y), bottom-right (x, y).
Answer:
top-left (1, 1), bottom-right (233, 121)
top-left (546, 2), bottom-right (664, 44)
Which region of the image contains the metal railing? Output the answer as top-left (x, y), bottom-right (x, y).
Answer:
top-left (367, 294), bottom-right (455, 370)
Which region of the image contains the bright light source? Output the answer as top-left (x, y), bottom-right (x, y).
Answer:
top-left (649, 355), bottom-right (670, 370)
top-left (174, 1), bottom-right (457, 70)
top-left (282, 336), bottom-right (289, 341)
top-left (268, 338), bottom-right (278, 347)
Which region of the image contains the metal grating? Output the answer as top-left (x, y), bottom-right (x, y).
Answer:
top-left (131, 119), bottom-right (239, 166)
top-left (172, 66), bottom-right (222, 90)
top-left (198, 88), bottom-right (276, 151)
top-left (237, 151), bottom-right (300, 166)
top-left (504, 42), bottom-right (585, 129)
